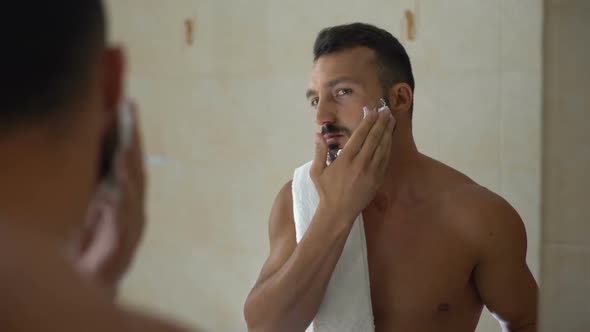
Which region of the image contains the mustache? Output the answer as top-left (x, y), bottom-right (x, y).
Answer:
top-left (320, 124), bottom-right (352, 137)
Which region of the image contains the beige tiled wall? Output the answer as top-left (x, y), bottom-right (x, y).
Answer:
top-left (106, 1), bottom-right (543, 331)
top-left (539, 1), bottom-right (590, 331)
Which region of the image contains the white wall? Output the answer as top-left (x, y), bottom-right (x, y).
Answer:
top-left (106, 1), bottom-right (543, 331)
top-left (540, 1), bottom-right (590, 331)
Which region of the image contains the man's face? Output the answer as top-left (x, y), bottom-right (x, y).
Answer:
top-left (307, 47), bottom-right (384, 150)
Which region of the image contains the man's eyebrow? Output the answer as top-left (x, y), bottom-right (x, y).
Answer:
top-left (306, 77), bottom-right (360, 99)
top-left (325, 76), bottom-right (360, 88)
top-left (306, 89), bottom-right (317, 99)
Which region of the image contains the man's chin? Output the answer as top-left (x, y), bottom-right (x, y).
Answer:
top-left (328, 143), bottom-right (341, 150)
top-left (326, 137), bottom-right (348, 150)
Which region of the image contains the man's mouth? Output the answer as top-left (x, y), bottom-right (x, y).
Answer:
top-left (325, 134), bottom-right (346, 145)
top-left (321, 123), bottom-right (351, 146)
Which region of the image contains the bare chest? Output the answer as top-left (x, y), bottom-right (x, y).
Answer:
top-left (362, 205), bottom-right (481, 327)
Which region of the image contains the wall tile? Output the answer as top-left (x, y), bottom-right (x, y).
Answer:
top-left (542, 0), bottom-right (590, 246)
top-left (500, 0), bottom-right (543, 72)
top-left (436, 71), bottom-right (502, 191)
top-left (500, 70), bottom-right (542, 277)
top-left (539, 244), bottom-right (590, 332)
top-left (420, 0), bottom-right (501, 74)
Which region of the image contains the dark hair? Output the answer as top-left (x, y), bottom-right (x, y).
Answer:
top-left (313, 23), bottom-right (415, 111)
top-left (0, 1), bottom-right (106, 130)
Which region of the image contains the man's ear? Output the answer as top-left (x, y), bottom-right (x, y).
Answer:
top-left (386, 82), bottom-right (413, 116)
top-left (100, 47), bottom-right (126, 118)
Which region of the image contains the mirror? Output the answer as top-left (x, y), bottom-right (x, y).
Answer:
top-left (107, 1), bottom-right (544, 331)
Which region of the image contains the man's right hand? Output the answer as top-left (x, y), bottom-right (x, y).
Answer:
top-left (73, 102), bottom-right (146, 296)
top-left (310, 108), bottom-right (395, 221)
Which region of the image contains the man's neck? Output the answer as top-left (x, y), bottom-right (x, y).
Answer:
top-left (370, 126), bottom-right (425, 209)
top-left (0, 133), bottom-right (74, 243)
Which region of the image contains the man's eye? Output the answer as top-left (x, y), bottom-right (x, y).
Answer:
top-left (310, 98), bottom-right (319, 107)
top-left (336, 88), bottom-right (352, 96)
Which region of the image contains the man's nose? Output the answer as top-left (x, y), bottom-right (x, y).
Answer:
top-left (315, 100), bottom-right (337, 127)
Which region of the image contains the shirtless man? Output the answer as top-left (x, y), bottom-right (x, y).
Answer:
top-left (0, 1), bottom-right (194, 331)
top-left (244, 23), bottom-right (538, 332)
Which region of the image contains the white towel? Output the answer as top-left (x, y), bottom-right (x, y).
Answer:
top-left (292, 161), bottom-right (375, 332)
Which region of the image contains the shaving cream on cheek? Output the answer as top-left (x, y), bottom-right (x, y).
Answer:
top-left (325, 98), bottom-right (389, 166)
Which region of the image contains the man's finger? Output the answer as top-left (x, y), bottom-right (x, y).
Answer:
top-left (124, 101), bottom-right (146, 198)
top-left (337, 108), bottom-right (378, 161)
top-left (371, 115), bottom-right (395, 172)
top-left (310, 133), bottom-right (328, 180)
top-left (354, 110), bottom-right (391, 167)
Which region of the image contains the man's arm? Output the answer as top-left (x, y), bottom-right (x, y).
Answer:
top-left (244, 109), bottom-right (395, 332)
top-left (243, 181), bottom-right (356, 332)
top-left (471, 192), bottom-right (538, 332)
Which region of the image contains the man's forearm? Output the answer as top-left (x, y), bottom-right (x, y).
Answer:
top-left (245, 207), bottom-right (355, 332)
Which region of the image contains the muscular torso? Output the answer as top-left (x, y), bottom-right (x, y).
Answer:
top-left (361, 160), bottom-right (486, 332)
top-left (255, 157), bottom-right (536, 332)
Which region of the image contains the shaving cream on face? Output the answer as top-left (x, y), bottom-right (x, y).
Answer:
top-left (325, 98), bottom-right (390, 166)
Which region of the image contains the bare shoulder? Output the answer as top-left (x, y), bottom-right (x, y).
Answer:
top-left (435, 171), bottom-right (527, 256)
top-left (0, 224), bottom-right (192, 332)
top-left (248, 181), bottom-right (297, 287)
top-left (0, 223), bottom-right (53, 288)
top-left (268, 180), bottom-right (295, 242)
top-left (272, 180), bottom-right (294, 216)
top-left (444, 184), bottom-right (524, 227)
top-left (423, 157), bottom-right (527, 253)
